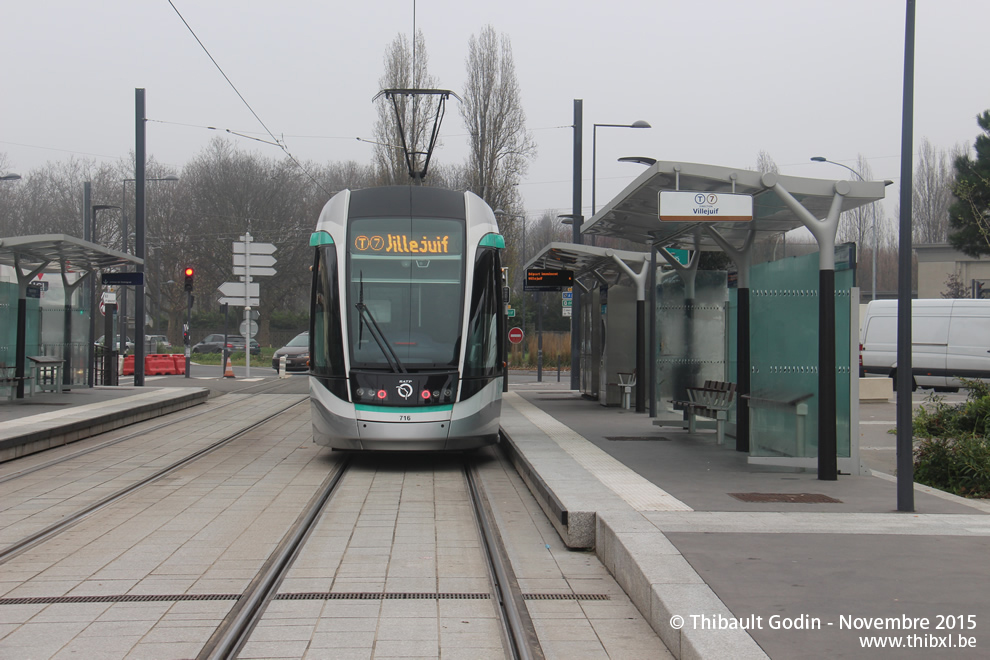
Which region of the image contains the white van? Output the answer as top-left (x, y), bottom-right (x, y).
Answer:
top-left (860, 299), bottom-right (990, 391)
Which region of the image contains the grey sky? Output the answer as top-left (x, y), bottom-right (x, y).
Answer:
top-left (2, 1), bottom-right (987, 224)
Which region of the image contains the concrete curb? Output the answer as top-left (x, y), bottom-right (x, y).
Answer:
top-left (499, 401), bottom-right (768, 659)
top-left (0, 387), bottom-right (210, 462)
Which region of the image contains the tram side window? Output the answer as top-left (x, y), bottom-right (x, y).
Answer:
top-left (311, 247), bottom-right (346, 384)
top-left (464, 249), bottom-right (501, 379)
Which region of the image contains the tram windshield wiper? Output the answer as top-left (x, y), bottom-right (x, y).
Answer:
top-left (355, 303), bottom-right (407, 373)
top-left (355, 273), bottom-right (406, 374)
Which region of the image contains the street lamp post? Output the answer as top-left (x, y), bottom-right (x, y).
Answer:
top-left (593, 121), bottom-right (651, 216)
top-left (120, 176), bottom-right (178, 357)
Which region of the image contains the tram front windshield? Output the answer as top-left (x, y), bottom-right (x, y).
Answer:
top-left (347, 217), bottom-right (464, 370)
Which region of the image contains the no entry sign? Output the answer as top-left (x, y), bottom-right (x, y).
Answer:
top-left (508, 327), bottom-right (524, 344)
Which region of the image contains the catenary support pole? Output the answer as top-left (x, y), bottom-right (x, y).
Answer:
top-left (134, 88), bottom-right (147, 386)
top-left (896, 0), bottom-right (916, 511)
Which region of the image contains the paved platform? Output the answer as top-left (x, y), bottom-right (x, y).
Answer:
top-left (2, 376), bottom-right (988, 658)
top-left (501, 385), bottom-right (990, 659)
top-left (0, 386), bottom-right (209, 462)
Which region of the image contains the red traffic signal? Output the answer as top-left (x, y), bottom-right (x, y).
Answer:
top-left (183, 267), bottom-right (194, 292)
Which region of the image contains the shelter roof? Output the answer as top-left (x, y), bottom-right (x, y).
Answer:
top-left (0, 234), bottom-right (141, 273)
top-left (524, 242), bottom-right (650, 287)
top-left (582, 160), bottom-right (888, 250)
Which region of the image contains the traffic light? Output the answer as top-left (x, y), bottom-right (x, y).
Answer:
top-left (183, 267), bottom-right (194, 292)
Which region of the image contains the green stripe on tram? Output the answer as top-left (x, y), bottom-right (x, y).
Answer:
top-left (310, 231), bottom-right (334, 247)
top-left (479, 233), bottom-right (505, 249)
top-left (355, 404), bottom-right (454, 414)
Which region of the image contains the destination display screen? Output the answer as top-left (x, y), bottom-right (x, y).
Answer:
top-left (349, 218), bottom-right (463, 256)
top-left (525, 269), bottom-right (573, 291)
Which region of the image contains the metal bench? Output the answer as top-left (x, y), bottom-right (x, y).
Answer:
top-left (670, 380), bottom-right (737, 445)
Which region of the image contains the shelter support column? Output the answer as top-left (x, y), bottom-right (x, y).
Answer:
top-left (60, 264), bottom-right (88, 388)
top-left (705, 226), bottom-right (756, 453)
top-left (761, 173), bottom-right (849, 481)
top-left (12, 256), bottom-right (49, 399)
top-left (608, 252), bottom-right (650, 412)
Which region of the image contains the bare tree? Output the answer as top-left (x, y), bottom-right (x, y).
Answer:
top-left (460, 25), bottom-right (536, 218)
top-left (913, 137), bottom-right (964, 244)
top-left (755, 150), bottom-right (779, 175)
top-left (372, 31), bottom-right (439, 185)
top-left (941, 273), bottom-right (969, 298)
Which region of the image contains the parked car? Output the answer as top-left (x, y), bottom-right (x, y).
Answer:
top-left (191, 334), bottom-right (260, 356)
top-left (95, 335), bottom-right (133, 353)
top-left (272, 332), bottom-right (310, 372)
top-left (146, 334), bottom-right (171, 350)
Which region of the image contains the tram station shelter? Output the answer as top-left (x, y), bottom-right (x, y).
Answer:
top-left (526, 161), bottom-right (887, 478)
top-left (0, 235), bottom-right (141, 398)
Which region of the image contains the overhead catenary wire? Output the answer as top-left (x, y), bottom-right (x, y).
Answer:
top-left (166, 0), bottom-right (335, 198)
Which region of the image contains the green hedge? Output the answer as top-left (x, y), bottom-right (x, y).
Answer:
top-left (913, 381), bottom-right (990, 498)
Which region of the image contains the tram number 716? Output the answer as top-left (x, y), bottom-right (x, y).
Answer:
top-left (399, 415), bottom-right (412, 422)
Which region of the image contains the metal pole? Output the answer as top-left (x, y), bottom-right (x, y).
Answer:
top-left (896, 0), bottom-right (916, 512)
top-left (245, 232), bottom-right (252, 378)
top-left (134, 88), bottom-right (147, 386)
top-left (818, 269), bottom-right (837, 479)
top-left (537, 293), bottom-right (543, 382)
top-left (184, 290), bottom-right (192, 378)
top-left (648, 247), bottom-right (657, 417)
top-left (570, 99), bottom-right (583, 391)
top-left (120, 180), bottom-right (127, 358)
top-left (872, 221), bottom-right (878, 301)
top-left (592, 124), bottom-right (598, 216)
top-left (84, 183), bottom-right (94, 388)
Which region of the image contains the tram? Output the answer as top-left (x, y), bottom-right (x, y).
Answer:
top-left (308, 185), bottom-right (506, 450)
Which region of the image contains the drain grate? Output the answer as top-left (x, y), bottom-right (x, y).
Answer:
top-left (0, 591), bottom-right (610, 606)
top-left (523, 593), bottom-right (610, 601)
top-left (729, 492), bottom-right (842, 504)
top-left (0, 593), bottom-right (239, 605)
top-left (277, 592), bottom-right (490, 601)
top-left (606, 436), bottom-right (673, 442)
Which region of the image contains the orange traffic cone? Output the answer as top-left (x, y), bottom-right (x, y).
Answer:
top-left (224, 356), bottom-right (235, 378)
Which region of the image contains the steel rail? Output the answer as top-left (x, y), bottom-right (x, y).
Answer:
top-left (465, 460), bottom-right (543, 660)
top-left (0, 398), bottom-right (307, 565)
top-left (198, 459), bottom-right (350, 660)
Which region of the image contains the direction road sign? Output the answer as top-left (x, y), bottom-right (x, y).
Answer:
top-left (233, 253), bottom-right (276, 267)
top-left (219, 297), bottom-right (259, 307)
top-left (233, 241), bottom-right (276, 255)
top-left (233, 266), bottom-right (277, 277)
top-left (562, 300), bottom-right (572, 307)
top-left (508, 327), bottom-right (524, 344)
top-left (218, 281), bottom-right (260, 298)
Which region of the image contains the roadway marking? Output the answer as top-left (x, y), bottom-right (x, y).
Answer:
top-left (504, 392), bottom-right (692, 512)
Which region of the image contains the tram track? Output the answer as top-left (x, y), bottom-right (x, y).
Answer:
top-left (0, 396), bottom-right (308, 566)
top-left (0, 378), bottom-right (300, 486)
top-left (194, 454), bottom-right (543, 660)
